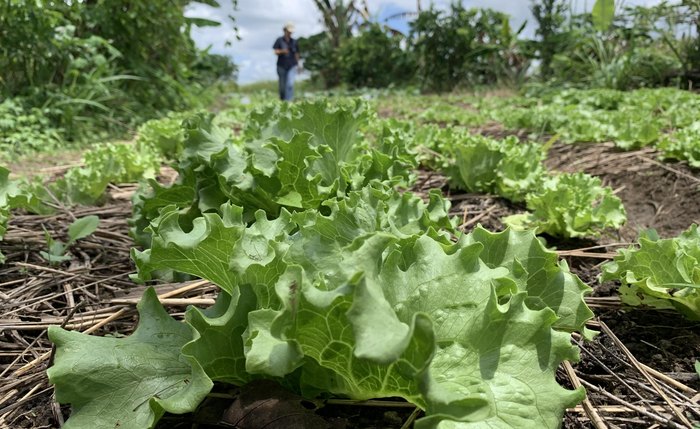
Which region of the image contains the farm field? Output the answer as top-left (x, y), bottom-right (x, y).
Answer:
top-left (1, 88), bottom-right (699, 429)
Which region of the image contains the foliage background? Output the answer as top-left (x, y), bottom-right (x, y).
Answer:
top-left (0, 0), bottom-right (237, 156)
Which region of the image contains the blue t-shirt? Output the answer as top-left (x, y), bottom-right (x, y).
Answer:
top-left (273, 36), bottom-right (299, 70)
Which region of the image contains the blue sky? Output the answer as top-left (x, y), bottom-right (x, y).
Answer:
top-left (187, 0), bottom-right (662, 84)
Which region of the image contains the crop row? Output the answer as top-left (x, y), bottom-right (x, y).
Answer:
top-left (1, 96), bottom-right (698, 429)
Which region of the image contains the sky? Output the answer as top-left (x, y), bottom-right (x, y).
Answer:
top-left (187, 0), bottom-right (663, 84)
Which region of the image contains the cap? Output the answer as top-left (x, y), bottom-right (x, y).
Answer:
top-left (284, 22), bottom-right (295, 32)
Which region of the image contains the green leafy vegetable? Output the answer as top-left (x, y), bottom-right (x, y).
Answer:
top-left (134, 113), bottom-right (190, 159)
top-left (601, 225), bottom-right (700, 320)
top-left (182, 288), bottom-right (257, 385)
top-left (130, 101), bottom-right (415, 242)
top-left (49, 99), bottom-right (597, 429)
top-left (51, 142), bottom-right (160, 205)
top-left (126, 184), bottom-right (589, 427)
top-left (453, 135), bottom-right (545, 202)
top-left (658, 122), bottom-right (700, 168)
top-left (47, 287), bottom-right (212, 429)
top-left (488, 88), bottom-right (698, 150)
top-left (40, 215), bottom-right (100, 264)
top-left (463, 227), bottom-right (595, 336)
top-left (506, 172), bottom-right (626, 238)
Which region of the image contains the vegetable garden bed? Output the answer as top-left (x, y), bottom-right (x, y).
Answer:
top-left (1, 92), bottom-right (699, 428)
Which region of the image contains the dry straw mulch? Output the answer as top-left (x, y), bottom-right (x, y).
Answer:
top-left (0, 159), bottom-right (699, 428)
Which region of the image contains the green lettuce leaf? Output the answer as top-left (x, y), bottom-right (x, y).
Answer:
top-left (464, 226), bottom-right (595, 336)
top-left (135, 113), bottom-right (188, 159)
top-left (47, 287), bottom-right (212, 429)
top-left (133, 204), bottom-right (293, 294)
top-left (132, 102), bottom-right (414, 241)
top-left (182, 287), bottom-right (256, 385)
top-left (449, 134), bottom-right (545, 202)
top-left (271, 232), bottom-right (584, 427)
top-left (506, 172), bottom-right (626, 238)
top-left (253, 99), bottom-right (370, 187)
top-left (127, 181), bottom-right (588, 427)
top-left (271, 132), bottom-right (327, 208)
top-left (601, 225), bottom-right (700, 320)
top-left (129, 176), bottom-right (198, 247)
top-left (46, 142), bottom-right (161, 206)
top-left (658, 121), bottom-right (700, 168)
top-left (417, 292), bottom-right (583, 428)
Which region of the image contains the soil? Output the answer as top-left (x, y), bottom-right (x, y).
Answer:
top-left (3, 149), bottom-right (85, 180)
top-left (545, 141), bottom-right (700, 241)
top-left (1, 103), bottom-right (700, 429)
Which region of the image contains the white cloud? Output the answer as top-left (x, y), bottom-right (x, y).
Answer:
top-left (188, 0), bottom-right (663, 84)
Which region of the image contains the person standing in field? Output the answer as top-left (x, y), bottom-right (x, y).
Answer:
top-left (273, 22), bottom-right (301, 101)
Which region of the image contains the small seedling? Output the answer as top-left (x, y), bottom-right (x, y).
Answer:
top-left (40, 215), bottom-right (100, 264)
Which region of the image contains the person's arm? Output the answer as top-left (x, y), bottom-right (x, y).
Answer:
top-left (273, 38), bottom-right (288, 55)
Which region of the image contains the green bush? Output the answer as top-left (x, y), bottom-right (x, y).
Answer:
top-left (0, 0), bottom-right (236, 154)
top-left (409, 5), bottom-right (528, 91)
top-left (0, 99), bottom-right (63, 155)
top-left (339, 24), bottom-right (414, 88)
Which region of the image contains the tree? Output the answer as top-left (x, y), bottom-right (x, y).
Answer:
top-left (339, 23), bottom-right (414, 88)
top-left (303, 0), bottom-right (369, 87)
top-left (410, 5), bottom-right (522, 91)
top-left (530, 0), bottom-right (569, 80)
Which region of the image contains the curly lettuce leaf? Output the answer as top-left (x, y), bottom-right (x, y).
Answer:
top-left (182, 287), bottom-right (257, 384)
top-left (464, 226), bottom-right (594, 336)
top-left (133, 204), bottom-right (293, 294)
top-left (271, 232), bottom-right (584, 427)
top-left (48, 142), bottom-right (161, 206)
top-left (506, 172), bottom-right (626, 238)
top-left (451, 135), bottom-right (544, 202)
top-left (133, 193), bottom-right (585, 427)
top-left (47, 288), bottom-right (212, 429)
top-left (416, 293), bottom-right (583, 428)
top-left (601, 225), bottom-right (700, 320)
top-left (129, 176), bottom-right (199, 247)
top-left (253, 99), bottom-right (370, 186)
top-left (133, 102), bottom-right (414, 238)
top-left (271, 132), bottom-right (327, 208)
top-left (135, 113), bottom-right (188, 159)
top-left (658, 121), bottom-right (700, 168)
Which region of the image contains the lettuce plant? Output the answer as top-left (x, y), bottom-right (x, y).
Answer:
top-left (506, 172), bottom-right (626, 238)
top-left (44, 142), bottom-right (161, 206)
top-left (415, 127), bottom-right (625, 239)
top-left (453, 135), bottom-right (545, 202)
top-left (658, 121), bottom-right (700, 168)
top-left (134, 113), bottom-right (189, 159)
top-left (130, 100), bottom-right (415, 244)
top-left (410, 127), bottom-right (545, 203)
top-left (601, 225), bottom-right (700, 320)
top-left (48, 182), bottom-right (592, 429)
